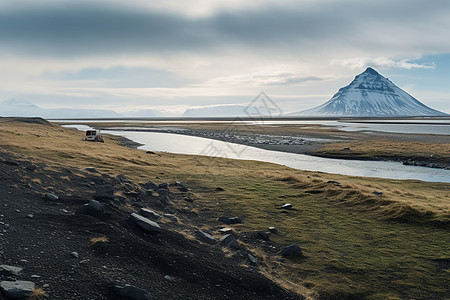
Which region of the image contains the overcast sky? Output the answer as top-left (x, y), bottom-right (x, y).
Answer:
top-left (1, 0), bottom-right (449, 115)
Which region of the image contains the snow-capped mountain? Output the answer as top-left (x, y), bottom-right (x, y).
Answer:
top-left (293, 67), bottom-right (447, 117)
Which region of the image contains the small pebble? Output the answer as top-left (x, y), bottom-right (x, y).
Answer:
top-left (70, 252), bottom-right (79, 258)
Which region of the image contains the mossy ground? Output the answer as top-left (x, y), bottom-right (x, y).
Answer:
top-left (1, 119), bottom-right (449, 299)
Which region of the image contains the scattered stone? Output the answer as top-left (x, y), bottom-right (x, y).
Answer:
top-left (218, 228), bottom-right (233, 234)
top-left (26, 214), bottom-right (33, 219)
top-left (158, 183), bottom-right (169, 190)
top-left (281, 203), bottom-right (292, 209)
top-left (141, 181), bottom-right (158, 191)
top-left (276, 257), bottom-right (285, 262)
top-left (184, 197), bottom-right (193, 203)
top-left (164, 275), bottom-right (175, 282)
top-left (115, 174), bottom-right (128, 184)
top-left (218, 216), bottom-right (242, 225)
top-left (0, 281), bottom-right (35, 299)
top-left (220, 234), bottom-right (240, 250)
top-left (45, 193), bottom-right (59, 201)
top-left (30, 275), bottom-right (41, 279)
top-left (4, 224), bottom-right (9, 229)
top-left (268, 227), bottom-right (278, 233)
top-left (112, 285), bottom-right (151, 300)
top-left (195, 230), bottom-right (216, 245)
top-left (42, 284), bottom-right (49, 288)
top-left (256, 231), bottom-right (270, 240)
top-left (25, 165), bottom-right (37, 172)
top-left (76, 200), bottom-right (104, 218)
top-left (156, 189), bottom-right (170, 197)
top-left (281, 245), bottom-right (303, 258)
top-left (70, 252), bottom-right (79, 258)
top-left (373, 191), bottom-right (383, 195)
top-left (327, 180), bottom-right (341, 185)
top-left (247, 254), bottom-right (257, 265)
top-left (130, 213), bottom-right (161, 233)
top-left (95, 184), bottom-right (115, 199)
top-left (85, 167), bottom-right (98, 173)
top-left (215, 187), bottom-right (225, 191)
top-left (0, 265), bottom-right (22, 276)
top-left (343, 147), bottom-right (351, 151)
top-left (163, 214), bottom-right (178, 222)
top-left (146, 151), bottom-right (155, 154)
top-left (138, 208), bottom-right (161, 221)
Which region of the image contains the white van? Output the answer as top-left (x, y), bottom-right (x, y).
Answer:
top-left (85, 130), bottom-right (104, 142)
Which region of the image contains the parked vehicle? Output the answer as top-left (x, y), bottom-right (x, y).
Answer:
top-left (85, 130), bottom-right (104, 142)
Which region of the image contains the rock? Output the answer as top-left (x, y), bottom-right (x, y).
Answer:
top-left (85, 167), bottom-right (98, 173)
top-left (248, 254), bottom-right (257, 265)
top-left (0, 281), bottom-right (35, 299)
top-left (45, 193), bottom-right (58, 201)
top-left (95, 184), bottom-right (115, 199)
top-left (112, 285), bottom-right (152, 300)
top-left (184, 197), bottom-right (193, 203)
top-left (163, 214), bottom-right (178, 222)
top-left (116, 174), bottom-right (128, 184)
top-left (256, 231), bottom-right (270, 240)
top-left (0, 265), bottom-right (22, 276)
top-left (268, 227), bottom-right (278, 233)
top-left (343, 147), bottom-right (351, 151)
top-left (76, 200), bottom-right (104, 218)
top-left (138, 208), bottom-right (161, 221)
top-left (30, 275), bottom-right (41, 279)
top-left (219, 234), bottom-right (240, 250)
top-left (26, 214), bottom-right (33, 219)
top-left (141, 181), bottom-right (158, 191)
top-left (195, 230), bottom-right (216, 245)
top-left (327, 180), bottom-right (341, 185)
top-left (218, 228), bottom-right (233, 234)
top-left (164, 275), bottom-right (175, 282)
top-left (218, 216), bottom-right (242, 225)
top-left (281, 245), bottom-right (303, 258)
top-left (70, 252), bottom-right (79, 258)
top-left (373, 191), bottom-right (383, 195)
top-left (158, 183), bottom-right (169, 190)
top-left (130, 213), bottom-right (161, 233)
top-left (281, 203), bottom-right (292, 209)
top-left (25, 165), bottom-right (37, 172)
top-left (156, 189), bottom-right (170, 197)
top-left (2, 160), bottom-right (19, 166)
top-left (215, 187), bottom-right (225, 191)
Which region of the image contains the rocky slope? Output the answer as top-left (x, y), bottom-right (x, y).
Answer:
top-left (0, 148), bottom-right (302, 299)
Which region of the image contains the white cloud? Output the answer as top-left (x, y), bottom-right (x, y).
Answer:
top-left (330, 57), bottom-right (435, 70)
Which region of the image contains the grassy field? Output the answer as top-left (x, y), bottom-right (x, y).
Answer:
top-left (1, 119), bottom-right (449, 299)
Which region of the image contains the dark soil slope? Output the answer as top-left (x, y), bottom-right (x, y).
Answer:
top-left (0, 148), bottom-right (301, 299)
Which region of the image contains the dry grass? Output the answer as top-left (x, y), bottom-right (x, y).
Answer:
top-left (28, 287), bottom-right (47, 300)
top-left (89, 236), bottom-right (109, 246)
top-left (1, 120), bottom-right (449, 299)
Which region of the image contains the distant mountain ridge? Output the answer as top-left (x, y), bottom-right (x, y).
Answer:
top-left (292, 67), bottom-right (447, 117)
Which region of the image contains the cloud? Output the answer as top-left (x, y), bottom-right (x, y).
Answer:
top-left (330, 57), bottom-right (436, 70)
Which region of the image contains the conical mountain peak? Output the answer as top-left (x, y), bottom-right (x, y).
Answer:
top-left (293, 68), bottom-right (447, 117)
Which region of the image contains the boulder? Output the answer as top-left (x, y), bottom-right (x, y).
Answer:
top-left (95, 185), bottom-right (115, 199)
top-left (247, 254), bottom-right (257, 265)
top-left (76, 200), bottom-right (104, 218)
top-left (141, 181), bottom-right (158, 191)
top-left (112, 285), bottom-right (152, 300)
top-left (85, 167), bottom-right (98, 173)
top-left (219, 234), bottom-right (240, 250)
top-left (138, 208), bottom-right (161, 221)
top-left (0, 265), bottom-right (22, 276)
top-left (268, 227), bottom-right (278, 233)
top-left (195, 231), bottom-right (216, 245)
top-left (158, 183), bottom-right (169, 190)
top-left (45, 193), bottom-right (59, 201)
top-left (0, 281), bottom-right (35, 299)
top-left (218, 216), bottom-right (242, 225)
top-left (256, 231), bottom-right (270, 240)
top-left (281, 244), bottom-right (303, 258)
top-left (218, 228), bottom-right (233, 234)
top-left (130, 213), bottom-right (161, 233)
top-left (373, 191), bottom-right (383, 195)
top-left (25, 165), bottom-right (37, 172)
